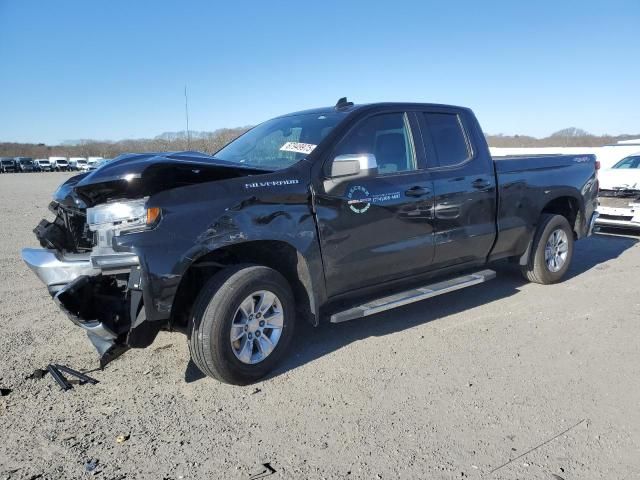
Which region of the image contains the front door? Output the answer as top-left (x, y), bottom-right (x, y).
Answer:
top-left (314, 112), bottom-right (436, 297)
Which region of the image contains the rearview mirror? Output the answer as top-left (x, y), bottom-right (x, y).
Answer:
top-left (330, 154), bottom-right (378, 178)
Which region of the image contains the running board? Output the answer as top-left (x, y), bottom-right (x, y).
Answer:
top-left (329, 269), bottom-right (496, 323)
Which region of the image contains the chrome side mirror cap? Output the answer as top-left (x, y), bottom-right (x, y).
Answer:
top-left (330, 154), bottom-right (378, 178)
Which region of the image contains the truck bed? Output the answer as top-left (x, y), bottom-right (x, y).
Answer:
top-left (489, 153), bottom-right (599, 262)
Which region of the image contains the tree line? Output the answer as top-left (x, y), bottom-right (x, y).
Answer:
top-left (2, 127), bottom-right (639, 158)
top-left (487, 128), bottom-right (640, 148)
top-left (0, 128), bottom-right (250, 159)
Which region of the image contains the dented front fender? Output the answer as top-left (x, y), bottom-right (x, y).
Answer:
top-left (111, 163), bottom-right (326, 326)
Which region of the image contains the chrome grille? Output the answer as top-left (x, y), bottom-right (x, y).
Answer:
top-left (598, 196), bottom-right (637, 208)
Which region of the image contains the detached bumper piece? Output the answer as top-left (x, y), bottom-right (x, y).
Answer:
top-left (47, 364), bottom-right (99, 392)
top-left (55, 275), bottom-right (131, 367)
top-left (47, 364), bottom-right (72, 391)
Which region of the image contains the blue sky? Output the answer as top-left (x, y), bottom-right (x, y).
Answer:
top-left (1, 0), bottom-right (639, 144)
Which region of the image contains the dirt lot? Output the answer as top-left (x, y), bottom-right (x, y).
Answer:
top-left (1, 172), bottom-right (639, 480)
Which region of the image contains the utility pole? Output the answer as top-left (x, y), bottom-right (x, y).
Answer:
top-left (184, 85), bottom-right (191, 150)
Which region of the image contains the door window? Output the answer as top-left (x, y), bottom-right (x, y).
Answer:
top-left (423, 113), bottom-right (471, 167)
top-left (335, 113), bottom-right (417, 174)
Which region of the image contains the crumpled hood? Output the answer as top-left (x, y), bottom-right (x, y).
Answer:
top-left (55, 151), bottom-right (270, 207)
top-left (599, 168), bottom-right (640, 191)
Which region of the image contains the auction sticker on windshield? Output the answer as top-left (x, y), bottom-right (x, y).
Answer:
top-left (280, 142), bottom-right (317, 154)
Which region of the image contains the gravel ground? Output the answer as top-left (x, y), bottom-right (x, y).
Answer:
top-left (1, 172), bottom-right (639, 480)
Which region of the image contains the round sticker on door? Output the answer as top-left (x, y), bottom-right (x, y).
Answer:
top-left (347, 185), bottom-right (372, 214)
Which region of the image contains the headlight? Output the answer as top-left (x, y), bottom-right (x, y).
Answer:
top-left (87, 198), bottom-right (161, 231)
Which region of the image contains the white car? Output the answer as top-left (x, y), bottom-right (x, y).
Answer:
top-left (596, 154), bottom-right (640, 230)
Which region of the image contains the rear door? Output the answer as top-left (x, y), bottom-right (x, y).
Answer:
top-left (314, 111), bottom-right (436, 297)
top-left (417, 109), bottom-right (497, 270)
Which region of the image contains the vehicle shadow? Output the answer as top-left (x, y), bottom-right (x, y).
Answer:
top-left (184, 231), bottom-right (638, 384)
top-left (566, 229), bottom-right (639, 280)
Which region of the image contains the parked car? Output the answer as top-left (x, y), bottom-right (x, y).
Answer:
top-left (22, 99), bottom-right (599, 384)
top-left (34, 159), bottom-right (53, 172)
top-left (49, 157), bottom-right (70, 172)
top-left (16, 157), bottom-right (36, 173)
top-left (1, 157), bottom-right (18, 173)
top-left (69, 157), bottom-right (88, 171)
top-left (596, 153), bottom-right (640, 230)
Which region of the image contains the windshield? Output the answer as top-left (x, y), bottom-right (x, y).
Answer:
top-left (214, 112), bottom-right (346, 170)
top-left (612, 156), bottom-right (640, 169)
top-left (1, 160), bottom-right (14, 165)
top-left (77, 160), bottom-right (87, 164)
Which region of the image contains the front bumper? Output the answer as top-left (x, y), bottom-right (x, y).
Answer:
top-left (596, 205), bottom-right (640, 230)
top-left (22, 247), bottom-right (142, 365)
top-left (596, 216), bottom-right (640, 230)
top-left (22, 248), bottom-right (100, 294)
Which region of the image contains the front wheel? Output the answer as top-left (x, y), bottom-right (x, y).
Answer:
top-left (189, 265), bottom-right (295, 385)
top-left (521, 214), bottom-right (574, 284)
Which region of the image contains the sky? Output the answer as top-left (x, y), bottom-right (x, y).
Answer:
top-left (1, 0), bottom-right (639, 145)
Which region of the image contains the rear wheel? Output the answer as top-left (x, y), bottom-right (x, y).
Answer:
top-left (189, 265), bottom-right (295, 385)
top-left (521, 214), bottom-right (574, 284)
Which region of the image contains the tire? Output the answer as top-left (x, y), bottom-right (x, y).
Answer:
top-left (521, 214), bottom-right (574, 284)
top-left (189, 264), bottom-right (295, 385)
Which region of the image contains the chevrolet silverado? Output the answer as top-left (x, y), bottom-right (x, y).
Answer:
top-left (22, 99), bottom-right (599, 384)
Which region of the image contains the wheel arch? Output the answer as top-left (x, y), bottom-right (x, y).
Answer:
top-left (540, 194), bottom-right (584, 239)
top-left (170, 240), bottom-right (320, 329)
top-left (518, 193), bottom-right (583, 266)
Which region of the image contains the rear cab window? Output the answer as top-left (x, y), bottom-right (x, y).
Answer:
top-left (421, 112), bottom-right (473, 168)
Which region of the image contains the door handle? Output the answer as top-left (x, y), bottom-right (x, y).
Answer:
top-left (471, 179), bottom-right (492, 190)
top-left (405, 186), bottom-right (431, 197)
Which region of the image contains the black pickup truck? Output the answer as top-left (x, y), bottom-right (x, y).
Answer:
top-left (22, 100), bottom-right (599, 384)
top-left (17, 157), bottom-right (36, 173)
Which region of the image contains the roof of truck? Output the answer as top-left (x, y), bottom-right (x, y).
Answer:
top-left (278, 101), bottom-right (469, 118)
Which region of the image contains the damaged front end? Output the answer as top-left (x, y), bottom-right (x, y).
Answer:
top-left (596, 188), bottom-right (640, 230)
top-left (23, 196), bottom-right (152, 366)
top-left (22, 151), bottom-right (296, 367)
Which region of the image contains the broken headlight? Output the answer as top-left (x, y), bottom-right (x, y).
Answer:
top-left (87, 198), bottom-right (160, 233)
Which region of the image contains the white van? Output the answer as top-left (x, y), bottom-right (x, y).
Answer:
top-left (33, 158), bottom-right (51, 172)
top-left (49, 157), bottom-right (69, 172)
top-left (68, 157), bottom-right (88, 171)
top-left (34, 159), bottom-right (53, 172)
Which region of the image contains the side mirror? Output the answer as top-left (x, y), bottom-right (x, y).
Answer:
top-left (330, 153), bottom-right (378, 179)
